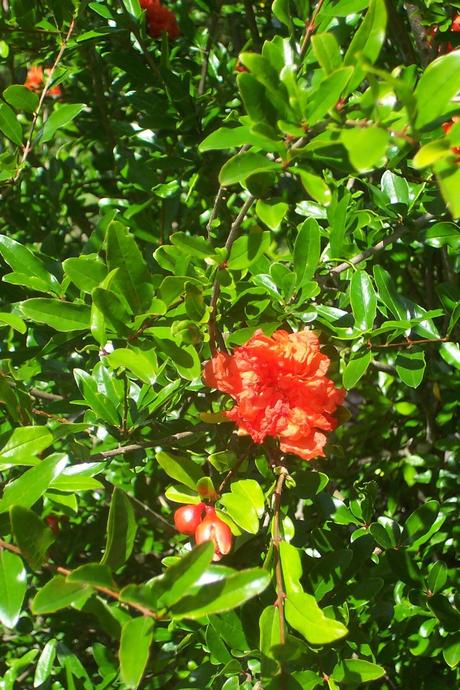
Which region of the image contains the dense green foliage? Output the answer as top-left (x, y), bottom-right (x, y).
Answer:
top-left (0, 0), bottom-right (459, 688)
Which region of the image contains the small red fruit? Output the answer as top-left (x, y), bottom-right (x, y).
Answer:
top-left (174, 503), bottom-right (204, 535)
top-left (46, 515), bottom-right (60, 536)
top-left (195, 508), bottom-right (233, 561)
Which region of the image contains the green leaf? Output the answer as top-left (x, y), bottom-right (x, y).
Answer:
top-left (342, 127), bottom-right (389, 172)
top-left (67, 564), bottom-right (115, 589)
top-left (403, 500), bottom-right (439, 547)
top-left (119, 617), bottom-right (154, 689)
top-left (343, 0), bottom-right (387, 91)
top-left (219, 492), bottom-right (259, 534)
top-left (219, 152), bottom-right (280, 186)
top-left (0, 454), bottom-right (69, 514)
top-left (156, 450), bottom-right (204, 490)
top-left (106, 347), bottom-right (158, 385)
top-left (395, 351), bottom-right (426, 388)
top-left (63, 255), bottom-right (108, 292)
top-left (0, 550), bottom-right (27, 628)
top-left (427, 561), bottom-right (447, 595)
top-left (413, 139), bottom-right (451, 168)
top-left (228, 231), bottom-right (271, 270)
top-left (443, 633), bottom-right (460, 668)
top-left (434, 158), bottom-right (460, 219)
top-left (0, 426), bottom-right (53, 471)
top-left (350, 270), bottom-right (377, 330)
top-left (256, 200), bottom-right (288, 230)
top-left (0, 311), bottom-right (26, 333)
top-left (41, 103), bottom-right (86, 143)
top-left (3, 85), bottom-right (39, 113)
top-left (380, 170), bottom-right (410, 207)
top-left (101, 488), bottom-right (137, 571)
top-left (421, 222), bottom-right (460, 249)
top-left (284, 592), bottom-right (348, 644)
top-left (170, 568), bottom-right (271, 619)
top-left (280, 542), bottom-right (303, 596)
top-left (415, 52), bottom-right (460, 129)
top-left (153, 542), bottom-right (215, 609)
top-left (20, 299), bottom-right (91, 332)
top-left (170, 232), bottom-right (217, 260)
top-left (373, 265), bottom-right (408, 319)
top-left (92, 286), bottom-right (133, 336)
top-left (307, 68), bottom-right (353, 125)
top-left (294, 218), bottom-right (321, 285)
top-left (343, 350), bottom-right (372, 389)
top-left (230, 479), bottom-right (265, 517)
top-left (106, 221), bottom-right (152, 313)
top-left (332, 658), bottom-right (386, 683)
top-left (10, 505), bottom-right (55, 571)
top-left (0, 102), bottom-right (23, 145)
top-left (295, 168), bottom-right (331, 206)
top-left (0, 235), bottom-right (59, 290)
top-left (311, 33), bottom-right (342, 75)
top-left (31, 575), bottom-right (89, 615)
top-left (33, 640), bottom-right (57, 688)
top-left (369, 517), bottom-right (401, 549)
top-left (74, 369), bottom-right (120, 425)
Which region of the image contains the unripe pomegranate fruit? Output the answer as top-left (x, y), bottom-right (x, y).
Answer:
top-left (195, 508), bottom-right (232, 561)
top-left (174, 503), bottom-right (204, 535)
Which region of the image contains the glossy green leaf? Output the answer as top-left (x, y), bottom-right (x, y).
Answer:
top-left (119, 617), bottom-right (154, 689)
top-left (307, 68), bottom-right (353, 125)
top-left (106, 347), bottom-right (158, 384)
top-left (403, 500), bottom-right (439, 546)
top-left (67, 564), bottom-right (116, 589)
top-left (415, 52), bottom-right (460, 129)
top-left (41, 103), bottom-right (86, 143)
top-left (342, 127), bottom-right (389, 172)
top-left (285, 592), bottom-right (348, 644)
top-left (343, 350), bottom-right (372, 389)
top-left (413, 139), bottom-right (451, 168)
top-left (153, 542), bottom-right (215, 608)
top-left (10, 505), bottom-right (55, 570)
top-left (294, 218), bottom-right (321, 284)
top-left (63, 255), bottom-right (108, 292)
top-left (33, 639), bottom-right (57, 688)
top-left (0, 311), bottom-right (26, 333)
top-left (395, 351), bottom-right (426, 388)
top-left (343, 0), bottom-right (387, 91)
top-left (443, 634), bottom-right (460, 668)
top-left (219, 492), bottom-right (259, 533)
top-left (106, 221), bottom-right (152, 313)
top-left (256, 199), bottom-right (288, 230)
top-left (156, 450), bottom-right (204, 490)
top-left (295, 169), bottom-right (331, 206)
top-left (0, 102), bottom-right (23, 145)
top-left (0, 454), bottom-right (68, 513)
top-left (350, 270), bottom-right (377, 331)
top-left (101, 488), bottom-right (137, 571)
top-left (0, 235), bottom-right (59, 290)
top-left (0, 426), bottom-right (53, 471)
top-left (227, 230), bottom-right (271, 271)
top-left (427, 561), bottom-right (447, 595)
top-left (31, 575), bottom-right (89, 615)
top-left (170, 568), bottom-right (271, 619)
top-left (3, 84), bottom-right (39, 113)
top-left (230, 479), bottom-right (265, 517)
top-left (20, 299), bottom-right (91, 332)
top-left (332, 658), bottom-right (385, 683)
top-left (219, 152), bottom-right (280, 186)
top-left (311, 33), bottom-right (342, 75)
top-left (0, 550), bottom-right (27, 628)
top-left (280, 542), bottom-right (303, 595)
top-left (381, 170), bottom-right (409, 207)
top-left (434, 158), bottom-right (460, 219)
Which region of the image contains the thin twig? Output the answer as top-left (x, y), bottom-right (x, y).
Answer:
top-left (198, 3), bottom-right (221, 96)
top-left (13, 16), bottom-right (76, 183)
top-left (218, 454), bottom-right (247, 494)
top-left (272, 466), bottom-right (289, 688)
top-left (329, 214), bottom-right (433, 276)
top-left (369, 337), bottom-right (450, 350)
top-left (243, 0), bottom-right (261, 49)
top-left (300, 0), bottom-right (325, 59)
top-left (208, 195), bottom-right (255, 354)
top-left (29, 387), bottom-right (65, 402)
top-left (0, 538), bottom-right (157, 619)
top-left (206, 186), bottom-right (226, 239)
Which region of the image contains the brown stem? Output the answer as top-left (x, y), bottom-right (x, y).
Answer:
top-left (369, 337), bottom-right (450, 350)
top-left (272, 467), bottom-right (288, 646)
top-left (198, 3), bottom-right (221, 96)
top-left (208, 194), bottom-right (255, 354)
top-left (13, 16), bottom-right (76, 183)
top-left (329, 213), bottom-right (433, 277)
top-left (0, 538), bottom-right (157, 619)
top-left (300, 0), bottom-right (325, 59)
top-left (206, 186), bottom-right (226, 239)
top-left (218, 454), bottom-right (247, 494)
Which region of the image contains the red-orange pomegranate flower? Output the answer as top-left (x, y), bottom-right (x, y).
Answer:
top-left (203, 329), bottom-right (345, 461)
top-left (140, 0), bottom-right (180, 40)
top-left (24, 66), bottom-right (62, 97)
